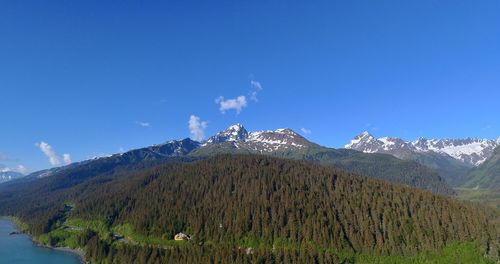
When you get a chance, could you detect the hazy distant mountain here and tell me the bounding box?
[346,131,499,166]
[0,170,24,183]
[345,131,499,186]
[21,138,200,181]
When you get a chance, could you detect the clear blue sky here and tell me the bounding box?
[1,1,499,172]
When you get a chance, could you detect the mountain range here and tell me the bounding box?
[5,125,499,193]
[7,124,454,196]
[345,131,500,187]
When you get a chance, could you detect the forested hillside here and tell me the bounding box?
[465,146,500,189]
[0,155,497,263]
[193,145,455,195]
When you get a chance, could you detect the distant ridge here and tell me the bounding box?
[345,131,499,186]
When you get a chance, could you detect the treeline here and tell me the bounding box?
[0,155,498,263]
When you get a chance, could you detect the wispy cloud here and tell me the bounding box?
[482,125,492,131]
[0,152,7,161]
[35,142,72,166]
[301,128,312,134]
[250,80,263,102]
[135,121,151,127]
[36,141,60,166]
[15,165,28,174]
[63,154,72,165]
[0,164,28,175]
[189,115,208,141]
[215,96,247,114]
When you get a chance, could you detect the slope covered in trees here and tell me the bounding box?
[0,155,497,263]
[193,145,455,195]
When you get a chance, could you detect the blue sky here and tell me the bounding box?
[1,1,499,172]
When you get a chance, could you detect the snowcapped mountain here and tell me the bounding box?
[465,145,500,189]
[203,124,313,153]
[205,124,249,144]
[345,132,499,166]
[16,124,456,195]
[0,169,24,183]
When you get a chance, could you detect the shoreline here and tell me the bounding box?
[1,216,87,264]
[50,246,87,264]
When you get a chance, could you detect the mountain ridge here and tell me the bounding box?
[346,131,499,166]
[465,145,500,189]
[4,124,453,196]
[345,131,499,186]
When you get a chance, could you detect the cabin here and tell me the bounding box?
[174,232,190,241]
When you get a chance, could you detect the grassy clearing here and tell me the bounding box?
[66,218,110,240]
[38,228,80,248]
[112,224,189,248]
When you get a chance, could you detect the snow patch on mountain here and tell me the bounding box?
[205,124,309,152]
[345,132,499,166]
[206,123,249,144]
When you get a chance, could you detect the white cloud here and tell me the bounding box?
[251,80,263,91]
[63,154,72,165]
[250,80,263,102]
[0,164,28,175]
[0,152,7,161]
[15,165,28,174]
[36,141,60,166]
[136,121,151,127]
[215,96,247,114]
[301,128,312,134]
[189,115,208,141]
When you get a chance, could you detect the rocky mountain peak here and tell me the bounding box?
[346,132,500,166]
[206,123,249,144]
[344,131,379,152]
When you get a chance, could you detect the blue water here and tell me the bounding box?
[0,219,81,264]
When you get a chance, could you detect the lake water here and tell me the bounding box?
[0,219,81,264]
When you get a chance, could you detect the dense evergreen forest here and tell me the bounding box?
[192,141,455,196]
[0,155,498,263]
